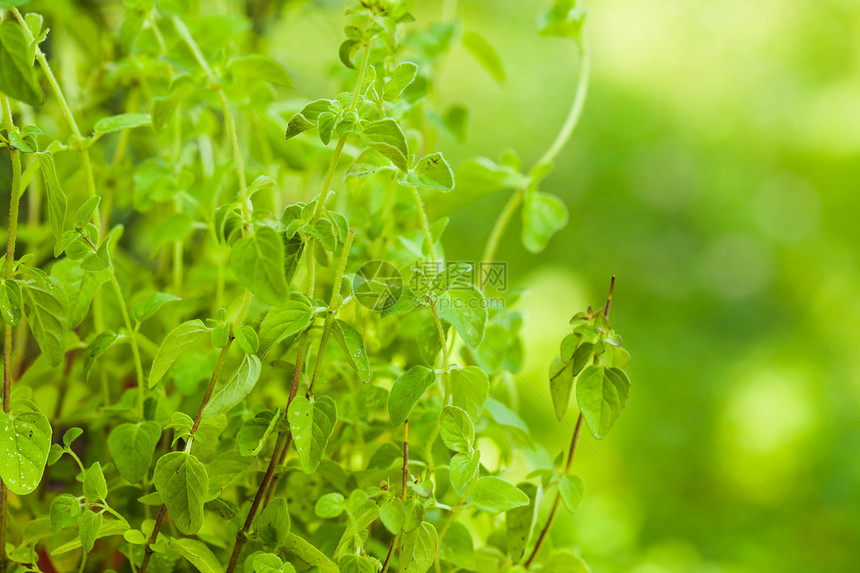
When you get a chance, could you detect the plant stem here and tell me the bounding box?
[533,43,592,169]
[481,42,591,267]
[309,41,368,222]
[381,534,400,573]
[173,16,250,235]
[523,414,584,568]
[307,231,355,395]
[401,419,409,502]
[604,275,615,319]
[215,87,250,229]
[424,300,449,470]
[310,134,348,221]
[0,93,22,573]
[12,9,100,211]
[481,187,524,268]
[409,186,436,261]
[139,505,167,573]
[225,331,309,573]
[139,291,251,573]
[107,271,146,419]
[436,478,475,550]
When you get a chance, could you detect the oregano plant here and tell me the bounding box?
[0,0,631,572]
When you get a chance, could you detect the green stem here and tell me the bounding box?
[11,9,99,204]
[215,87,250,230]
[107,271,146,418]
[481,187,524,267]
[424,300,449,470]
[307,230,355,395]
[225,332,310,573]
[310,134,348,220]
[409,186,436,261]
[140,290,251,573]
[524,413,584,568]
[172,16,250,235]
[349,44,371,113]
[481,42,591,267]
[310,42,369,222]
[533,43,591,169]
[0,93,22,573]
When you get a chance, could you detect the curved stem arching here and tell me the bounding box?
[481,42,591,267]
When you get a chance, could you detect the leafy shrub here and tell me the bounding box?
[0,1,630,572]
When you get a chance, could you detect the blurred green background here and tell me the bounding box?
[278,0,860,570]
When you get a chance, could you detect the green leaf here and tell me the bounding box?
[462,31,505,83]
[22,277,68,366]
[0,20,44,105]
[131,292,181,323]
[304,218,336,251]
[236,409,279,456]
[538,0,587,41]
[380,497,405,533]
[35,152,68,257]
[80,235,112,272]
[201,354,263,418]
[50,519,128,555]
[541,550,591,573]
[153,451,209,535]
[257,497,291,548]
[450,366,489,419]
[575,365,631,440]
[388,365,436,426]
[506,482,540,562]
[149,319,208,388]
[79,510,102,553]
[361,119,408,172]
[338,555,377,573]
[449,450,480,491]
[288,395,337,473]
[82,330,117,380]
[558,475,585,514]
[416,316,449,365]
[0,408,51,495]
[257,294,314,357]
[382,61,418,102]
[314,492,345,518]
[283,534,338,573]
[522,191,568,253]
[249,553,290,573]
[406,153,455,191]
[107,422,161,483]
[439,406,474,453]
[62,427,83,448]
[228,54,293,87]
[75,197,100,229]
[431,262,472,295]
[330,319,370,383]
[235,324,260,354]
[285,99,334,140]
[166,537,224,573]
[400,522,438,573]
[49,494,81,532]
[83,462,107,502]
[470,476,529,513]
[50,258,107,329]
[93,113,151,134]
[230,226,290,306]
[437,286,488,348]
[0,279,23,326]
